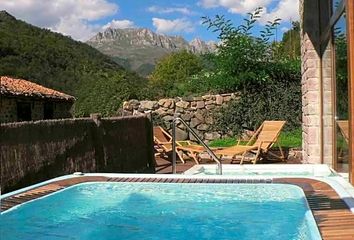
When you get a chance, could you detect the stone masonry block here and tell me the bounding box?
[307,127,319,144]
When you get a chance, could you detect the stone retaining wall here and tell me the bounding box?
[122,93,239,141]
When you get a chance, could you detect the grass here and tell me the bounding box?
[209,128,302,149]
[278,128,302,148]
[208,138,239,148]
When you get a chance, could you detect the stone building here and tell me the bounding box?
[300,0,353,183]
[0,76,75,123]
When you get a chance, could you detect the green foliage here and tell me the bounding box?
[200,9,282,90]
[209,138,238,148]
[149,50,203,97]
[278,128,302,148]
[196,8,301,135]
[0,11,146,117]
[213,71,301,136]
[273,21,301,60]
[73,71,147,116]
[334,26,348,119]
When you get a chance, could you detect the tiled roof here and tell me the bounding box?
[0,76,75,101]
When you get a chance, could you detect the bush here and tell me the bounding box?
[213,74,301,136]
[196,8,302,135]
[149,50,203,97]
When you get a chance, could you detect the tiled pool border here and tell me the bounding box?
[2,174,354,239]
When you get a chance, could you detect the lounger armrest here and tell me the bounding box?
[176,141,193,146]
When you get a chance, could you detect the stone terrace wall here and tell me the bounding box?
[122,93,239,141]
[0,115,155,192]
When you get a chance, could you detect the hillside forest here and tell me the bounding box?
[0,8,301,136]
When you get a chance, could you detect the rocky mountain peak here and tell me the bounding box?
[87,27,217,76]
[88,28,215,53]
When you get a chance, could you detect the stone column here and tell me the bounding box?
[300,0,333,164]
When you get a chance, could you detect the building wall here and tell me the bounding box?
[53,102,73,119]
[0,96,73,123]
[0,115,155,193]
[32,100,44,120]
[300,0,333,164]
[322,46,334,165]
[0,97,17,122]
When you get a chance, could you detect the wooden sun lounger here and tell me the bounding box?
[177,120,286,164]
[153,126,193,164]
[337,120,349,144]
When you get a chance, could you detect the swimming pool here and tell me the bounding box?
[184,164,335,177]
[1,182,321,240]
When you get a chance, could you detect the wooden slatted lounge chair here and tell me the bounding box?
[337,120,349,161]
[153,126,193,164]
[337,120,349,144]
[177,121,286,164]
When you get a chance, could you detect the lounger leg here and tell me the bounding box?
[252,148,262,164]
[191,152,200,164]
[278,143,285,160]
[176,150,185,164]
[240,152,247,165]
[267,144,285,161]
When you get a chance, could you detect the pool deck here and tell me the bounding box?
[1,176,354,239]
[155,155,302,174]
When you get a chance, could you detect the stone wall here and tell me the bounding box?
[122,93,239,141]
[0,96,73,123]
[0,97,16,122]
[1,115,155,193]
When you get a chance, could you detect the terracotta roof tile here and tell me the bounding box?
[0,76,75,101]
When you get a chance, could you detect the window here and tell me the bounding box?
[16,102,32,121]
[326,0,354,182]
[44,102,54,119]
[334,13,349,173]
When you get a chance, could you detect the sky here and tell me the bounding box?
[0,0,300,42]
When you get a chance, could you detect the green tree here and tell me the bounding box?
[199,8,301,133]
[274,21,301,60]
[149,50,203,97]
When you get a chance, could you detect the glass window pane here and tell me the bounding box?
[334,12,349,173]
[332,0,343,13]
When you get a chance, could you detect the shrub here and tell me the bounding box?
[196,8,302,135]
[149,50,203,97]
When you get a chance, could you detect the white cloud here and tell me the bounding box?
[281,27,289,32]
[198,0,272,14]
[0,0,118,41]
[198,0,219,8]
[260,0,300,24]
[198,0,300,24]
[147,6,193,15]
[152,18,194,34]
[102,19,135,30]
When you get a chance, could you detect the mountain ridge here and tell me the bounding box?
[87,27,217,76]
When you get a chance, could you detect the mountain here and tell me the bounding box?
[0,11,147,117]
[87,28,216,76]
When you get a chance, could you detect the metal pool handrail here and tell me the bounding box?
[172,117,222,175]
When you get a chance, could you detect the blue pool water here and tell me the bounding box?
[1,183,321,240]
